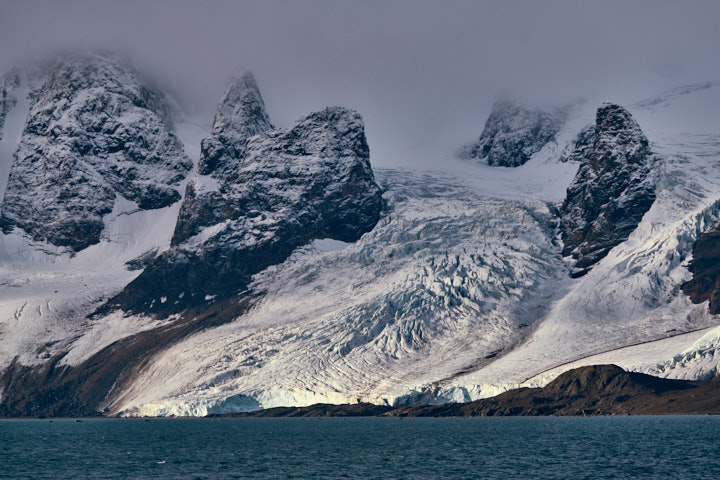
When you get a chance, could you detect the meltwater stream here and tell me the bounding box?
[1,417,719,479]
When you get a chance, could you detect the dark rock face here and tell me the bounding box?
[682,222,720,314]
[0,53,192,251]
[109,73,384,315]
[559,124,594,163]
[458,100,567,167]
[559,103,656,276]
[219,403,395,418]
[0,72,19,139]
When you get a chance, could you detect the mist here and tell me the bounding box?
[1,0,719,168]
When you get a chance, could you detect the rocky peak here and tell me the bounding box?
[559,103,656,276]
[0,53,192,251]
[591,103,650,169]
[108,76,384,316]
[458,100,568,167]
[197,72,273,176]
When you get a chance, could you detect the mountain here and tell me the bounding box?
[107,73,383,315]
[457,100,568,167]
[559,103,657,276]
[0,52,719,417]
[0,53,192,251]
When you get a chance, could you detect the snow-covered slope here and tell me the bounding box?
[1,52,719,416]
[107,82,720,416]
[447,81,720,397]
[107,167,572,416]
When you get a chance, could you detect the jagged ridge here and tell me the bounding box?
[107,73,384,315]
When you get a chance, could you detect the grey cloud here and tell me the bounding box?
[1,0,718,168]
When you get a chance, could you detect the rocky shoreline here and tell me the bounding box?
[212,365,720,418]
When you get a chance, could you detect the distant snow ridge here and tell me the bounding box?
[458,100,568,167]
[0,53,192,251]
[559,103,657,276]
[109,72,384,315]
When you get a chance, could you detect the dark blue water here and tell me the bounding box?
[1,416,719,479]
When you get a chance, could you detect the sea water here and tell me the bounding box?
[1,416,718,479]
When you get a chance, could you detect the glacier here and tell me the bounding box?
[1,60,720,416]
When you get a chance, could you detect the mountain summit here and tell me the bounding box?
[0,53,192,251]
[559,102,657,276]
[458,100,568,167]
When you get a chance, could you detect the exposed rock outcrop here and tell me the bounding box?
[0,53,192,251]
[108,73,384,315]
[559,103,657,276]
[682,222,720,314]
[215,403,395,418]
[558,124,594,163]
[458,100,568,167]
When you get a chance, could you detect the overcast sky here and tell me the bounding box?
[1,0,719,168]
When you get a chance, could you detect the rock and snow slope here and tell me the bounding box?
[0,53,192,251]
[446,81,720,398]
[0,52,719,416]
[110,83,720,416]
[108,73,383,315]
[0,55,207,408]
